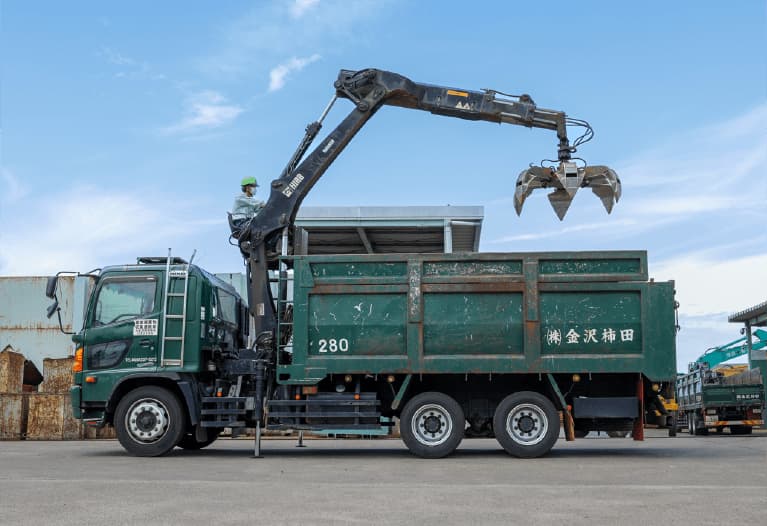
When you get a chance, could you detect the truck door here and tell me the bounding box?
[80,272,162,402]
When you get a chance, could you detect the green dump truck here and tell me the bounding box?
[47,69,672,458]
[48,250,677,458]
[677,364,764,435]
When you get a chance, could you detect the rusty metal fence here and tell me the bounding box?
[1,346,115,440]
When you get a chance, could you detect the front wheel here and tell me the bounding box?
[114,386,186,457]
[400,392,465,459]
[493,391,559,458]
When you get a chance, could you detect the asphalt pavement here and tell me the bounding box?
[1,430,765,525]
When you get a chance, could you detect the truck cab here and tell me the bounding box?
[50,257,248,455]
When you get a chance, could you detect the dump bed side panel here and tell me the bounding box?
[279,251,676,383]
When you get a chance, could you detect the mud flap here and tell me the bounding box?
[546,373,575,441]
[633,374,645,441]
[563,409,575,442]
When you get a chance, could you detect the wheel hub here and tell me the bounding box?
[423,415,442,434]
[517,415,535,433]
[506,403,549,446]
[126,399,169,444]
[136,410,158,432]
[412,404,453,447]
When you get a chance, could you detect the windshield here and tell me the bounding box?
[216,288,238,325]
[93,277,157,326]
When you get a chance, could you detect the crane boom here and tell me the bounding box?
[235,68,620,340]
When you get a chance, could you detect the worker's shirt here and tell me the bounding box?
[231,193,265,221]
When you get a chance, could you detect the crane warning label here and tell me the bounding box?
[282,173,305,197]
[133,319,158,336]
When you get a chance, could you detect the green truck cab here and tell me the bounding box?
[50,257,247,453]
[50,250,677,458]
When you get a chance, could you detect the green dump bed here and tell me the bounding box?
[677,376,764,410]
[277,251,676,384]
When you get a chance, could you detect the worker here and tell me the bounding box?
[231,176,265,226]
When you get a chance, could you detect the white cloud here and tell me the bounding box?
[652,252,767,317]
[1,168,28,204]
[199,1,388,78]
[268,54,321,92]
[488,218,640,244]
[490,103,767,246]
[290,0,320,18]
[99,46,166,81]
[617,102,767,191]
[163,91,244,135]
[101,47,136,66]
[0,185,223,276]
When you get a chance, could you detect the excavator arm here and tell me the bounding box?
[695,329,767,369]
[236,67,620,337]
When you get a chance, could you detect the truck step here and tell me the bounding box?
[201,408,247,415]
[267,423,387,431]
[267,411,381,418]
[200,421,246,428]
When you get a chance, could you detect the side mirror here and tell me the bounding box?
[45,276,58,299]
[46,299,59,319]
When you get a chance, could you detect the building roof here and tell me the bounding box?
[294,206,483,255]
[728,300,767,326]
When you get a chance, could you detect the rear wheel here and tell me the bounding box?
[668,416,677,437]
[493,391,559,458]
[400,392,465,459]
[607,430,630,438]
[114,386,186,457]
[691,415,708,436]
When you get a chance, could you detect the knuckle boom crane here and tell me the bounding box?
[51,69,664,460]
[52,69,662,459]
[236,67,621,337]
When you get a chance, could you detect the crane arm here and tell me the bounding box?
[696,329,767,368]
[236,68,620,337]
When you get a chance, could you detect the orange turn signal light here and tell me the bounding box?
[85,376,97,384]
[72,348,83,373]
[354,394,360,400]
[294,394,302,400]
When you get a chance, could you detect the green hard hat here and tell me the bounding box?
[241,176,258,187]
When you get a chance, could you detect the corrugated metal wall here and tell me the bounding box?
[0,276,90,370]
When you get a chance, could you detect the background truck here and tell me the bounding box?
[47,68,677,458]
[677,363,764,435]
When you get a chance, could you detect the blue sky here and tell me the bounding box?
[1,1,765,368]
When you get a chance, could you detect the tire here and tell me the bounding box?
[692,416,708,436]
[607,430,630,438]
[668,416,677,437]
[493,391,559,458]
[574,429,588,439]
[177,429,220,450]
[400,392,465,459]
[114,386,186,457]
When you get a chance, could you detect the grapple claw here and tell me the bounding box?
[514,166,553,216]
[583,165,621,214]
[514,162,621,220]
